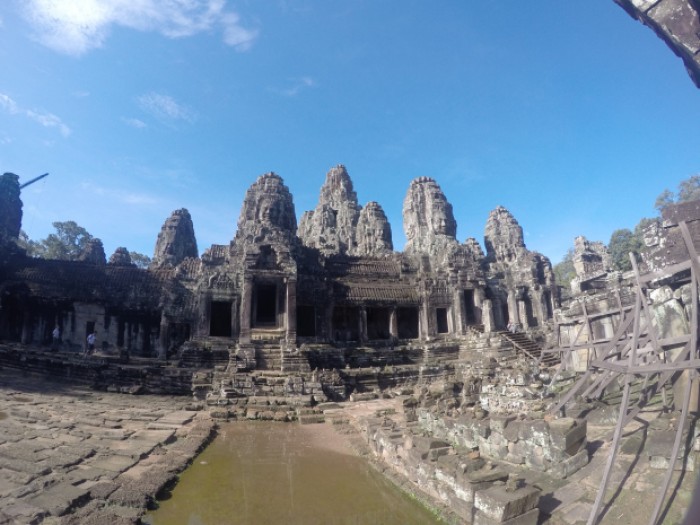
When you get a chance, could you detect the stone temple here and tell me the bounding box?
[0,166,556,366]
[2,167,700,524]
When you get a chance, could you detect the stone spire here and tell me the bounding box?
[402,177,457,254]
[234,173,297,246]
[484,206,526,263]
[152,209,198,268]
[78,238,106,265]
[108,247,134,266]
[0,173,22,245]
[354,201,393,256]
[298,165,361,255]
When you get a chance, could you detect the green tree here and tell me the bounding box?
[608,228,643,272]
[129,251,151,269]
[16,230,42,256]
[655,174,700,214]
[31,221,95,261]
[553,248,576,292]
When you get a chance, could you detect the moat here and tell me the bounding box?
[145,421,442,525]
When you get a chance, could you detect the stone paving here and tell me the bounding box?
[0,369,214,525]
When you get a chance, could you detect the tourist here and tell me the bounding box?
[85,332,96,357]
[51,326,60,351]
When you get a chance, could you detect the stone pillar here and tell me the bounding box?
[453,289,465,335]
[518,300,528,329]
[474,288,485,325]
[507,289,520,326]
[420,302,431,340]
[21,310,31,345]
[389,307,398,340]
[240,276,253,344]
[482,299,494,333]
[286,278,297,344]
[157,315,168,360]
[359,306,368,343]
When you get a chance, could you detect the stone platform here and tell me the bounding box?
[0,368,214,525]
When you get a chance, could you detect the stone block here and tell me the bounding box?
[490,415,515,433]
[549,448,588,479]
[550,420,587,456]
[474,484,540,522]
[29,482,91,516]
[503,420,522,442]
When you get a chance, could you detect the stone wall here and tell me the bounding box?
[418,410,588,479]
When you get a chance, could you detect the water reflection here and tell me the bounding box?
[146,421,442,525]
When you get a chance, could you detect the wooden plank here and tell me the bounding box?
[648,370,694,525]
[587,377,633,525]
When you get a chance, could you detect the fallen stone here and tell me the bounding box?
[474,484,541,521]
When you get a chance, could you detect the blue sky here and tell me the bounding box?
[1,1,699,264]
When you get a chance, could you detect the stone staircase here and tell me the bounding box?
[496,330,560,367]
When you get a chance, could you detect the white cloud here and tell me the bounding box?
[26,109,72,137]
[0,92,71,137]
[137,92,196,122]
[122,116,148,128]
[80,181,158,205]
[0,93,19,114]
[271,76,316,97]
[22,0,259,56]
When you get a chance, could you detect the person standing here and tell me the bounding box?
[51,325,61,351]
[85,331,96,356]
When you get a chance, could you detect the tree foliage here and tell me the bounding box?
[655,174,700,214]
[553,248,576,291]
[26,221,95,261]
[608,228,643,272]
[129,251,151,269]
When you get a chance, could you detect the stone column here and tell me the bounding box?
[240,276,253,344]
[474,288,485,325]
[518,300,528,329]
[389,307,398,340]
[359,306,368,343]
[453,289,465,335]
[21,310,31,345]
[286,278,297,344]
[507,289,520,326]
[420,302,431,340]
[157,315,168,360]
[482,299,494,333]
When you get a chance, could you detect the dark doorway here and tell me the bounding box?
[332,306,360,341]
[464,289,477,325]
[85,321,95,339]
[500,301,509,329]
[397,307,419,339]
[523,296,536,328]
[297,305,316,337]
[543,290,553,319]
[367,308,390,340]
[254,283,277,326]
[210,301,232,337]
[436,308,449,334]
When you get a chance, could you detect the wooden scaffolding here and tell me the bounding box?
[547,220,700,525]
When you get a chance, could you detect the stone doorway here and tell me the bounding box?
[397,307,419,339]
[464,289,477,325]
[253,283,278,327]
[296,305,316,337]
[210,301,232,337]
[332,306,360,342]
[367,307,391,340]
[436,308,449,334]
